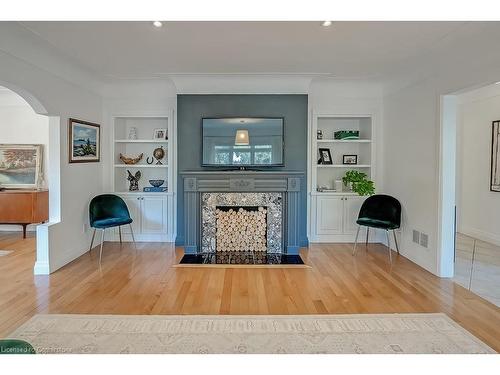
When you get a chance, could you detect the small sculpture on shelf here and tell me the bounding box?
[127,170,141,191]
[128,127,138,140]
[119,153,143,165]
[153,146,165,165]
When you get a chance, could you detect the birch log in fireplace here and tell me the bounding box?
[181,171,303,255]
[216,206,267,252]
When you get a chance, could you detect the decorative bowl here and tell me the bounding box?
[149,179,165,187]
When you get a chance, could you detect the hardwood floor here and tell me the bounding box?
[1,232,499,352]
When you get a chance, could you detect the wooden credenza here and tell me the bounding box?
[0,189,49,238]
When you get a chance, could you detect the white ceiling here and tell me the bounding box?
[19,21,472,80]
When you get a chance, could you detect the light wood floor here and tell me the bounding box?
[1,232,499,352]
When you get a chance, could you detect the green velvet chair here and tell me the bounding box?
[352,194,401,262]
[89,194,135,265]
[0,339,36,354]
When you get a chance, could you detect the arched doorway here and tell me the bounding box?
[0,83,61,275]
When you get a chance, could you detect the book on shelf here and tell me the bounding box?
[143,187,168,192]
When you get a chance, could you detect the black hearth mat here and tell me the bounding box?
[179,252,304,265]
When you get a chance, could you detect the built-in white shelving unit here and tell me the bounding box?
[109,114,175,242]
[309,113,377,242]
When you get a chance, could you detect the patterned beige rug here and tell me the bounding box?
[7,313,495,354]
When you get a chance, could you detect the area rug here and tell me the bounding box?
[7,313,495,354]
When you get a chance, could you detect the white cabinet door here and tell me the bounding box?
[316,196,344,235]
[343,196,365,234]
[141,196,168,234]
[121,196,141,234]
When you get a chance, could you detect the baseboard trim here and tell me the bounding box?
[459,227,500,247]
[33,261,50,275]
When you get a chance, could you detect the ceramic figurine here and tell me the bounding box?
[127,170,141,191]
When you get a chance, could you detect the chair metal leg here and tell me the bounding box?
[129,224,137,250]
[118,226,122,244]
[89,228,96,253]
[386,230,392,263]
[393,230,400,254]
[352,225,361,256]
[99,228,105,265]
[365,227,370,247]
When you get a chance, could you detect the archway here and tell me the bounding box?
[0,82,61,275]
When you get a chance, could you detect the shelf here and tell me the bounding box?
[112,191,171,196]
[114,164,168,168]
[312,191,359,196]
[317,164,371,168]
[115,139,168,143]
[316,139,371,143]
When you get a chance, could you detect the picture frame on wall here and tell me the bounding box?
[491,120,500,192]
[69,118,100,163]
[343,154,358,165]
[0,144,44,189]
[153,128,168,140]
[318,148,333,165]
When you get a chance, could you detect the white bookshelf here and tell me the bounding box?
[108,113,176,243]
[312,114,374,192]
[309,113,377,243]
[112,116,172,194]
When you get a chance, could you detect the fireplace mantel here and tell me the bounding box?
[181,170,303,255]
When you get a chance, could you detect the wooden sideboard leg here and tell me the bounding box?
[22,224,27,239]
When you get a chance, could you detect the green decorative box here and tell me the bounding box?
[334,130,359,140]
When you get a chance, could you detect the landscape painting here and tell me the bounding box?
[491,121,500,192]
[69,118,100,163]
[0,144,42,189]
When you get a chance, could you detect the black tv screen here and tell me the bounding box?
[202,117,284,167]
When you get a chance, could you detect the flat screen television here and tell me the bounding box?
[202,117,284,167]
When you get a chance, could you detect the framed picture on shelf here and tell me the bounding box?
[69,118,100,163]
[0,144,44,189]
[153,128,168,140]
[491,120,500,192]
[318,148,333,165]
[316,130,323,140]
[343,154,358,165]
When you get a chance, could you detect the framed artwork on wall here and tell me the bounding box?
[69,118,100,163]
[0,144,43,189]
[491,120,500,192]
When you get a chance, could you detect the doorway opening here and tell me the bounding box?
[439,82,500,306]
[0,84,60,275]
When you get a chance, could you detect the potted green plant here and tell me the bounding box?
[342,170,375,196]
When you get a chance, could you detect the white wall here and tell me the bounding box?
[0,88,50,232]
[457,84,500,245]
[0,22,103,274]
[382,22,500,276]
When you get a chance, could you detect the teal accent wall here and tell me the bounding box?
[176,94,308,247]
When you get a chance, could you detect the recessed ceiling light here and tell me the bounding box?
[322,21,332,27]
[495,81,500,85]
[153,21,162,28]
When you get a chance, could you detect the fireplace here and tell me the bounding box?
[180,171,303,255]
[215,206,267,252]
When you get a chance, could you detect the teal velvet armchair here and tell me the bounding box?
[352,194,401,262]
[89,194,135,264]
